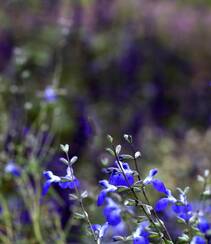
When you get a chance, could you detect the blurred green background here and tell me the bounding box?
[0,0,211,195]
[0,0,211,242]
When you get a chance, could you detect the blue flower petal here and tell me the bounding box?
[97,190,107,206]
[155,198,170,212]
[133,236,148,244]
[42,181,52,196]
[104,209,121,226]
[198,218,210,233]
[109,172,134,187]
[152,179,168,194]
[191,236,206,244]
[5,162,21,177]
[59,178,79,189]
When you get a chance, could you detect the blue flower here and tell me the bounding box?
[198,217,210,233]
[143,169,168,194]
[155,189,176,212]
[42,171,61,196]
[59,166,79,189]
[172,203,192,221]
[92,222,109,240]
[155,189,193,222]
[109,161,134,187]
[44,86,57,102]
[59,179,79,189]
[5,161,21,177]
[133,221,149,244]
[97,180,117,206]
[42,166,79,196]
[103,198,122,226]
[171,191,192,221]
[190,236,206,244]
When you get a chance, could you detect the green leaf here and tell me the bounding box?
[176,217,186,224]
[60,157,69,165]
[149,232,161,239]
[81,190,88,199]
[74,212,85,220]
[106,148,115,156]
[69,194,78,200]
[119,154,134,160]
[177,234,190,243]
[112,236,125,242]
[107,134,113,143]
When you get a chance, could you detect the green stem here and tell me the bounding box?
[129,143,172,242]
[65,152,98,243]
[111,144,164,239]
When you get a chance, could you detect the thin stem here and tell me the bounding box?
[129,143,141,181]
[200,176,208,211]
[111,144,163,238]
[129,143,172,242]
[65,152,97,243]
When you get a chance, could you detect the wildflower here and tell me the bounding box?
[5,161,21,177]
[198,217,210,234]
[42,166,79,196]
[97,180,117,206]
[155,189,176,212]
[103,198,122,226]
[133,221,149,244]
[172,203,192,221]
[143,169,168,194]
[155,189,193,221]
[59,166,79,189]
[109,161,134,187]
[42,171,61,196]
[92,222,109,241]
[44,86,57,102]
[172,191,192,221]
[190,236,206,244]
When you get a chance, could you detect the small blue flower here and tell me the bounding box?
[143,169,168,194]
[172,203,192,221]
[191,236,206,244]
[42,171,61,196]
[92,222,109,240]
[155,189,193,222]
[155,189,176,212]
[155,197,170,212]
[44,86,57,102]
[5,161,21,177]
[198,217,210,233]
[133,221,149,244]
[42,166,79,196]
[171,191,192,221]
[59,166,79,189]
[103,198,122,226]
[97,180,117,206]
[109,161,134,187]
[59,179,79,189]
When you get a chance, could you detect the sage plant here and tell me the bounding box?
[43,135,211,244]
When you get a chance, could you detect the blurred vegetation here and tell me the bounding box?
[0,0,210,242]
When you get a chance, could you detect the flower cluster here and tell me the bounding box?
[40,136,211,244]
[91,135,211,244]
